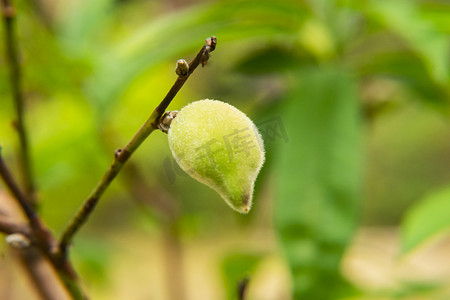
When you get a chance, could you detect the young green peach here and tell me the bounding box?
[167,99,265,213]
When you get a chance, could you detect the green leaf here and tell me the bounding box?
[274,68,362,299]
[420,2,450,35]
[57,0,115,57]
[352,46,449,106]
[401,187,450,254]
[367,0,450,85]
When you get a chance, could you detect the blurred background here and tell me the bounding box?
[1,0,450,299]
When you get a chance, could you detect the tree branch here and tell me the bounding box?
[0,146,85,299]
[0,214,29,235]
[16,247,73,300]
[0,146,39,225]
[0,211,68,300]
[1,0,37,208]
[1,2,87,298]
[59,36,217,255]
[0,147,52,252]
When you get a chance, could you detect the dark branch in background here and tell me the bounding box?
[0,209,67,300]
[0,146,55,257]
[59,36,217,256]
[1,0,37,208]
[1,2,87,298]
[237,276,250,300]
[17,247,72,300]
[0,146,38,226]
[0,146,85,299]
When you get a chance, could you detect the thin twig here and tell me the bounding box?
[1,0,37,208]
[59,36,217,255]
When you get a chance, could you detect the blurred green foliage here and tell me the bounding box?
[1,0,450,299]
[274,68,362,299]
[221,252,262,300]
[401,187,450,254]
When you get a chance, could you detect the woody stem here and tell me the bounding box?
[59,36,217,255]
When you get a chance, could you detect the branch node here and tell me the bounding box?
[158,111,179,134]
[206,36,217,52]
[6,232,31,249]
[202,36,217,66]
[114,148,122,159]
[175,59,189,77]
